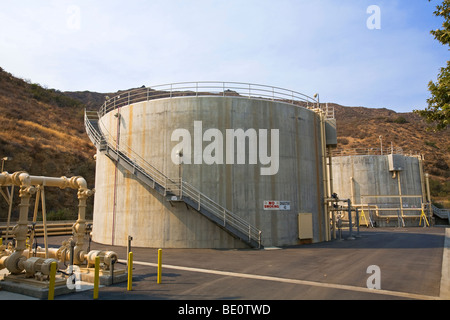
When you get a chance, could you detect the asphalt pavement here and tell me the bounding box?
[1,227,448,302]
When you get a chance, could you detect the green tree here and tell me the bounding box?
[414,0,450,131]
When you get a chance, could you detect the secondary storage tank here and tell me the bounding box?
[86,82,336,248]
[331,152,430,227]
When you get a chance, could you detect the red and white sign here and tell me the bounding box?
[263,201,290,211]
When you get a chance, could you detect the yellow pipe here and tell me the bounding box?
[127,251,133,291]
[420,210,430,227]
[47,261,57,300]
[353,203,425,220]
[0,171,94,269]
[94,256,100,299]
[41,186,49,258]
[319,111,330,241]
[5,185,14,243]
[157,249,162,284]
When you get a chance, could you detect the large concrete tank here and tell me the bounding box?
[331,153,430,227]
[86,82,336,248]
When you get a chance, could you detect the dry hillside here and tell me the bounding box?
[332,103,449,178]
[0,67,97,220]
[332,103,450,206]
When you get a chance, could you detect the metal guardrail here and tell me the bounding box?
[85,111,177,194]
[329,147,426,158]
[181,181,261,244]
[432,204,450,220]
[97,81,331,119]
[85,111,262,247]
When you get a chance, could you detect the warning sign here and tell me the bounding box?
[263,201,290,211]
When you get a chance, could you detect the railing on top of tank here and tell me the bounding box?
[98,81,328,118]
[329,147,423,158]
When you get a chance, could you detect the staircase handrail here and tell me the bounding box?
[431,203,450,220]
[85,110,262,247]
[181,181,262,244]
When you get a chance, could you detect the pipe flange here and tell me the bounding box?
[11,171,27,186]
[103,251,118,267]
[41,258,59,275]
[5,251,26,274]
[68,176,83,189]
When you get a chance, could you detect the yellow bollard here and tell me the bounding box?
[127,251,133,291]
[157,248,162,284]
[48,261,57,300]
[93,256,100,299]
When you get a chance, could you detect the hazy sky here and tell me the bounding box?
[0,0,448,112]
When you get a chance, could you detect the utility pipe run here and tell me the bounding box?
[0,171,94,274]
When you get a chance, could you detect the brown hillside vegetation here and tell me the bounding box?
[0,67,97,220]
[0,67,448,223]
[331,103,450,206]
[332,103,449,178]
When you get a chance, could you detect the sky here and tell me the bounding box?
[0,0,448,113]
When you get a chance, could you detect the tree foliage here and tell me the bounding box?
[414,0,450,131]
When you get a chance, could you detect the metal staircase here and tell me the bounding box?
[84,110,262,248]
[431,204,450,222]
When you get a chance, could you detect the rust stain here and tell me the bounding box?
[127,105,134,149]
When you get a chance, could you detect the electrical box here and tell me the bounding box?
[298,213,313,239]
[388,154,405,172]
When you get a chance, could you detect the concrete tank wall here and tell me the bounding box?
[331,154,426,226]
[92,96,329,248]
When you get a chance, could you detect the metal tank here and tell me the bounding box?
[85,82,337,248]
[330,151,431,227]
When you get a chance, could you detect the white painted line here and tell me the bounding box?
[119,259,441,300]
[440,228,450,299]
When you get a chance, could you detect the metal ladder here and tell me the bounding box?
[84,110,262,248]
